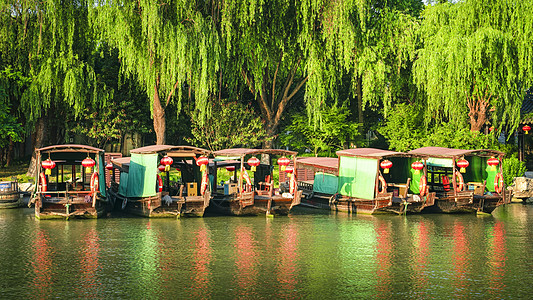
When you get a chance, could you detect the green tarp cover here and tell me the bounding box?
[98,153,106,196]
[338,156,377,200]
[118,172,129,196]
[126,153,158,197]
[313,172,338,194]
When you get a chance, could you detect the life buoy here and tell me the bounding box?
[200,171,208,195]
[419,175,428,197]
[242,167,252,190]
[289,174,297,194]
[455,171,464,192]
[90,172,99,195]
[494,172,504,194]
[442,175,451,192]
[39,172,47,192]
[378,175,387,194]
[156,174,163,193]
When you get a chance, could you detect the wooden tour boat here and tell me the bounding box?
[408,147,511,214]
[210,148,302,216]
[0,180,21,209]
[297,148,436,215]
[30,144,109,219]
[108,145,211,217]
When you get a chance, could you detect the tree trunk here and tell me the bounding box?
[153,83,166,145]
[6,139,14,167]
[467,92,490,132]
[356,75,363,125]
[27,117,47,177]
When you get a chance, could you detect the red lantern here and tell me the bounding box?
[285,166,294,178]
[456,158,469,173]
[278,156,291,172]
[158,164,165,172]
[106,162,113,176]
[196,156,209,172]
[160,156,173,172]
[82,157,96,173]
[226,166,235,172]
[523,125,531,134]
[380,160,393,174]
[411,161,424,174]
[247,157,260,172]
[487,157,500,171]
[41,159,56,175]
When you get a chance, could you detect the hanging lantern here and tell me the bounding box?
[523,125,531,134]
[196,156,209,172]
[226,165,235,172]
[106,162,113,176]
[160,156,173,172]
[411,161,424,175]
[285,166,294,178]
[278,156,291,172]
[41,159,56,176]
[158,164,165,172]
[487,157,500,171]
[456,158,469,173]
[489,126,494,132]
[380,160,393,174]
[82,157,96,173]
[247,157,261,172]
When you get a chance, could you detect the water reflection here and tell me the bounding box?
[414,221,430,293]
[452,221,470,297]
[374,220,392,299]
[30,230,52,299]
[489,221,507,297]
[277,222,299,297]
[76,229,100,298]
[234,225,257,298]
[190,226,212,299]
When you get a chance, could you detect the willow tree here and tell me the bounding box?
[91,1,220,145]
[413,0,533,133]
[303,0,422,128]
[0,1,108,174]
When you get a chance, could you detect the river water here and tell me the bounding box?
[1,204,532,299]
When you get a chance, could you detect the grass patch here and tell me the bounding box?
[0,161,33,183]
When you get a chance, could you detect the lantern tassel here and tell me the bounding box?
[460,167,466,173]
[281,165,286,172]
[86,167,91,174]
[526,130,530,135]
[251,166,256,172]
[491,166,496,171]
[414,170,420,175]
[384,168,389,174]
[200,165,206,172]
[45,169,51,176]
[165,165,170,172]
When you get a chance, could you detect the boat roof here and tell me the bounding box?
[408,147,504,158]
[36,144,104,154]
[297,157,338,175]
[336,148,407,159]
[130,145,211,156]
[213,148,297,157]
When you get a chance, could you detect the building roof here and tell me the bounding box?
[213,148,297,157]
[336,148,406,159]
[130,145,210,156]
[296,157,338,175]
[37,144,104,153]
[408,147,504,158]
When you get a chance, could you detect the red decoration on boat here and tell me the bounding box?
[196,156,209,172]
[247,157,260,172]
[284,166,294,178]
[487,157,500,171]
[456,158,469,173]
[82,157,96,173]
[158,164,165,172]
[523,125,531,134]
[380,160,393,174]
[161,156,173,172]
[41,159,56,175]
[411,161,424,174]
[226,166,235,172]
[106,162,113,176]
[278,156,291,171]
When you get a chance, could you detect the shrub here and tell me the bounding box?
[502,155,526,186]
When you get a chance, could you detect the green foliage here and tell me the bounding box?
[187,99,269,151]
[502,155,526,186]
[414,0,533,133]
[280,103,361,156]
[0,85,24,148]
[380,102,497,151]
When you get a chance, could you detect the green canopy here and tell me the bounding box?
[124,153,158,197]
[338,156,377,200]
[313,172,338,194]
